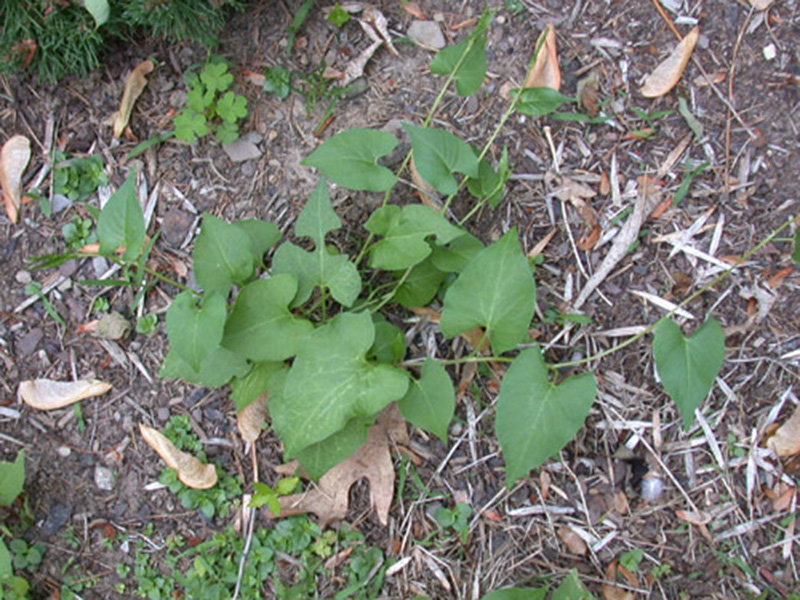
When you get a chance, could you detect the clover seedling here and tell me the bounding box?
[175,61,248,144]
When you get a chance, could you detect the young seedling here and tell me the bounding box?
[174,61,248,145]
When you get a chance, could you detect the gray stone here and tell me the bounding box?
[223,138,262,163]
[407,20,446,50]
[17,328,43,357]
[50,194,73,215]
[40,504,72,537]
[94,465,115,491]
[92,256,109,278]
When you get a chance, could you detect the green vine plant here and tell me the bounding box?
[36,11,799,492]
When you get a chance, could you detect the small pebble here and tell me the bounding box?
[407,20,446,49]
[56,446,72,457]
[223,138,262,163]
[640,472,665,502]
[40,504,72,537]
[15,270,31,284]
[94,465,116,491]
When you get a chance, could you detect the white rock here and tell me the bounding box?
[407,20,446,50]
[94,465,115,491]
[223,138,262,163]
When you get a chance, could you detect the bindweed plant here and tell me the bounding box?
[37,11,799,490]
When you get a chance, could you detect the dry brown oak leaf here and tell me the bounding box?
[266,403,408,528]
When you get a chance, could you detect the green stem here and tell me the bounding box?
[355,33,482,268]
[551,215,797,370]
[370,266,413,313]
[105,256,199,295]
[402,355,513,368]
[441,31,549,219]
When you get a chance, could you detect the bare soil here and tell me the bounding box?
[1,1,799,598]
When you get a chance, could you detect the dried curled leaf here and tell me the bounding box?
[1,135,32,224]
[767,405,800,457]
[18,379,112,410]
[139,424,217,489]
[238,394,268,444]
[641,27,700,98]
[749,0,775,9]
[524,24,561,91]
[409,157,442,210]
[267,404,408,527]
[113,60,154,138]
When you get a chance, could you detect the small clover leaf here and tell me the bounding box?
[174,110,208,144]
[215,121,239,145]
[216,91,248,123]
[200,62,233,94]
[186,85,210,113]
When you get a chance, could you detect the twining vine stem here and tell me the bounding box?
[401,215,797,372]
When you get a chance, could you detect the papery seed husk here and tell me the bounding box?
[19,379,112,410]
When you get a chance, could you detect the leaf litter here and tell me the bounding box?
[266,404,408,527]
[139,424,218,489]
[18,378,112,410]
[640,26,700,98]
[0,134,31,224]
[112,59,154,138]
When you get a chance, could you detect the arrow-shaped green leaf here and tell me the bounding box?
[365,204,464,270]
[97,170,145,260]
[399,359,454,442]
[302,129,398,192]
[165,291,227,371]
[194,214,255,296]
[653,317,725,429]
[272,181,361,306]
[270,311,408,457]
[222,274,314,361]
[496,346,596,486]
[441,229,535,354]
[404,124,479,195]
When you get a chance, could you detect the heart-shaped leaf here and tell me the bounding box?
[159,346,250,388]
[365,204,464,270]
[233,218,280,263]
[441,229,535,355]
[430,37,487,97]
[653,317,725,429]
[222,274,314,361]
[193,214,255,295]
[403,124,479,195]
[399,358,454,442]
[302,129,398,192]
[394,256,447,308]
[231,361,285,413]
[166,291,227,371]
[270,311,409,457]
[513,87,575,117]
[97,170,145,260]
[0,451,25,507]
[496,346,596,486]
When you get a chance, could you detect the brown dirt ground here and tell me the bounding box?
[1,0,799,598]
